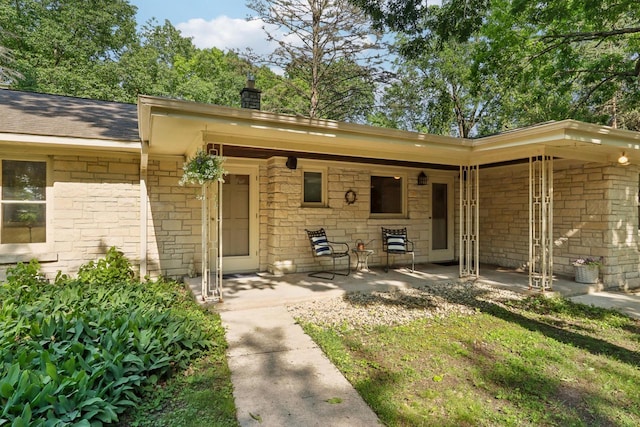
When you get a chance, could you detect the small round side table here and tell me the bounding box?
[352,248,374,271]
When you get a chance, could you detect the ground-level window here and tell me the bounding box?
[370,175,404,215]
[302,169,326,206]
[1,160,47,244]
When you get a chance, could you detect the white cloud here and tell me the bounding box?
[176,16,276,55]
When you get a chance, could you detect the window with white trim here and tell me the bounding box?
[1,160,47,244]
[302,169,326,207]
[370,175,404,216]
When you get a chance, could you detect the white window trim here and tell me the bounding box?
[301,166,328,208]
[369,172,408,219]
[0,156,55,262]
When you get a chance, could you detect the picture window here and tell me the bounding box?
[1,160,47,244]
[370,175,404,215]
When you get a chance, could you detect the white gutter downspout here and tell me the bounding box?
[140,141,149,278]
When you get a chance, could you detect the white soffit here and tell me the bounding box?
[138,96,640,166]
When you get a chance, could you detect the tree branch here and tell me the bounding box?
[540,27,640,43]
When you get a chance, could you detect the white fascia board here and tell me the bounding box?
[563,128,640,149]
[0,132,141,152]
[139,94,467,148]
[475,120,640,150]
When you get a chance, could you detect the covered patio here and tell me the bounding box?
[186,263,596,311]
[138,95,640,301]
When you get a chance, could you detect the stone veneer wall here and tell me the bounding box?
[5,152,636,289]
[0,153,461,281]
[478,164,530,269]
[145,157,201,280]
[41,155,141,278]
[605,163,640,289]
[479,160,640,289]
[554,161,610,281]
[263,157,445,274]
[0,155,204,282]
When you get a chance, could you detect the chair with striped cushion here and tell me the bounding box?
[305,228,351,279]
[381,227,415,272]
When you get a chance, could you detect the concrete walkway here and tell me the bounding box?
[221,306,381,426]
[190,264,640,426]
[569,290,640,319]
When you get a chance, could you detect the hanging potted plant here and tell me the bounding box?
[572,256,603,284]
[178,149,227,186]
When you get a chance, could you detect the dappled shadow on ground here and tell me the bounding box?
[305,280,640,426]
[222,273,347,295]
[343,280,640,367]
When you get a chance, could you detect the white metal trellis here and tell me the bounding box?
[201,181,210,300]
[201,146,223,302]
[529,155,553,291]
[459,165,479,278]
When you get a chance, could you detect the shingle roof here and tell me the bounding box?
[0,89,139,142]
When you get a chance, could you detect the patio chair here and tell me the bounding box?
[381,227,415,272]
[305,228,351,279]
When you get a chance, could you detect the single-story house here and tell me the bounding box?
[2,85,640,299]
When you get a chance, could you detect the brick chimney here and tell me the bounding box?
[240,74,261,110]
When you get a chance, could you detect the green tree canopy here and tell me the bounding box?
[118,19,196,102]
[373,37,502,137]
[1,0,137,100]
[354,0,640,131]
[1,2,288,110]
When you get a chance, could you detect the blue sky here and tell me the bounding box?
[128,1,441,57]
[128,1,273,53]
[130,1,251,25]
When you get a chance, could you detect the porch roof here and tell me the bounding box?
[138,95,640,167]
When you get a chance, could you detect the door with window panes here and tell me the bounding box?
[211,165,259,273]
[429,175,455,262]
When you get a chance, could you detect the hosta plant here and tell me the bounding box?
[0,250,218,426]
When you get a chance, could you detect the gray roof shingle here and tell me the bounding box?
[0,89,139,142]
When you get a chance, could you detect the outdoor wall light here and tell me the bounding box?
[417,171,428,185]
[618,152,629,165]
[286,156,298,169]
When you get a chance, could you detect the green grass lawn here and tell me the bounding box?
[300,294,640,426]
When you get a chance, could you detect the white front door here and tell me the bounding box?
[211,165,259,274]
[429,175,455,262]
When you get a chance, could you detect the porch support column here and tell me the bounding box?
[214,145,223,301]
[529,155,554,291]
[201,182,211,300]
[459,165,479,278]
[214,176,223,301]
[201,144,223,302]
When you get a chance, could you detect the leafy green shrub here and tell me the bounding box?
[77,246,135,285]
[0,251,218,426]
[1,260,49,306]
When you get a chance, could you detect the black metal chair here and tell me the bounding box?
[305,228,351,279]
[381,227,415,272]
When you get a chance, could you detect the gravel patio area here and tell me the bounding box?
[288,280,525,327]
